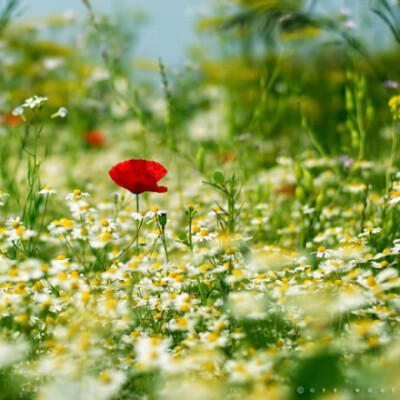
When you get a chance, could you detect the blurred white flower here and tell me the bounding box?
[12,106,23,116]
[51,107,68,119]
[0,341,27,367]
[23,95,48,109]
[135,337,171,370]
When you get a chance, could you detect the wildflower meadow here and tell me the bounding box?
[2,0,400,399]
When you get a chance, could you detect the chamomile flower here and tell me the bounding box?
[359,226,382,238]
[315,246,333,258]
[5,216,22,230]
[135,337,171,370]
[39,185,57,195]
[98,218,117,232]
[48,218,75,236]
[146,207,167,219]
[389,192,400,205]
[131,211,147,221]
[65,189,90,201]
[71,227,91,240]
[208,206,225,216]
[344,183,367,193]
[7,225,35,242]
[192,228,218,243]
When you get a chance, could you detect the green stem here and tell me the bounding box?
[188,216,193,252]
[147,235,159,261]
[301,108,326,158]
[156,219,169,263]
[136,194,140,254]
[110,220,143,265]
[161,227,169,263]
[31,193,49,255]
[387,122,397,192]
[196,275,206,306]
[356,94,366,161]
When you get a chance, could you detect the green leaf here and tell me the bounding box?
[178,232,187,241]
[213,171,225,185]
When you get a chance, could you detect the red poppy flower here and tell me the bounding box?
[1,113,20,127]
[109,159,168,194]
[84,130,105,147]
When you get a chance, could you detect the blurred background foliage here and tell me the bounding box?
[196,0,400,158]
[1,0,400,182]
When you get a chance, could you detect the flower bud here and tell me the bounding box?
[303,168,313,192]
[295,186,306,204]
[158,212,167,229]
[316,190,325,210]
[294,162,302,181]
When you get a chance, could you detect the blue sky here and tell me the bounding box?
[15,0,206,64]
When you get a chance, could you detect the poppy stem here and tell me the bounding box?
[135,194,140,254]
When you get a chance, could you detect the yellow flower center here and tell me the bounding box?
[12,221,20,229]
[200,228,209,237]
[16,227,25,237]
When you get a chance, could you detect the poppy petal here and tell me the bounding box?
[154,185,168,193]
[109,161,138,192]
[146,161,167,181]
